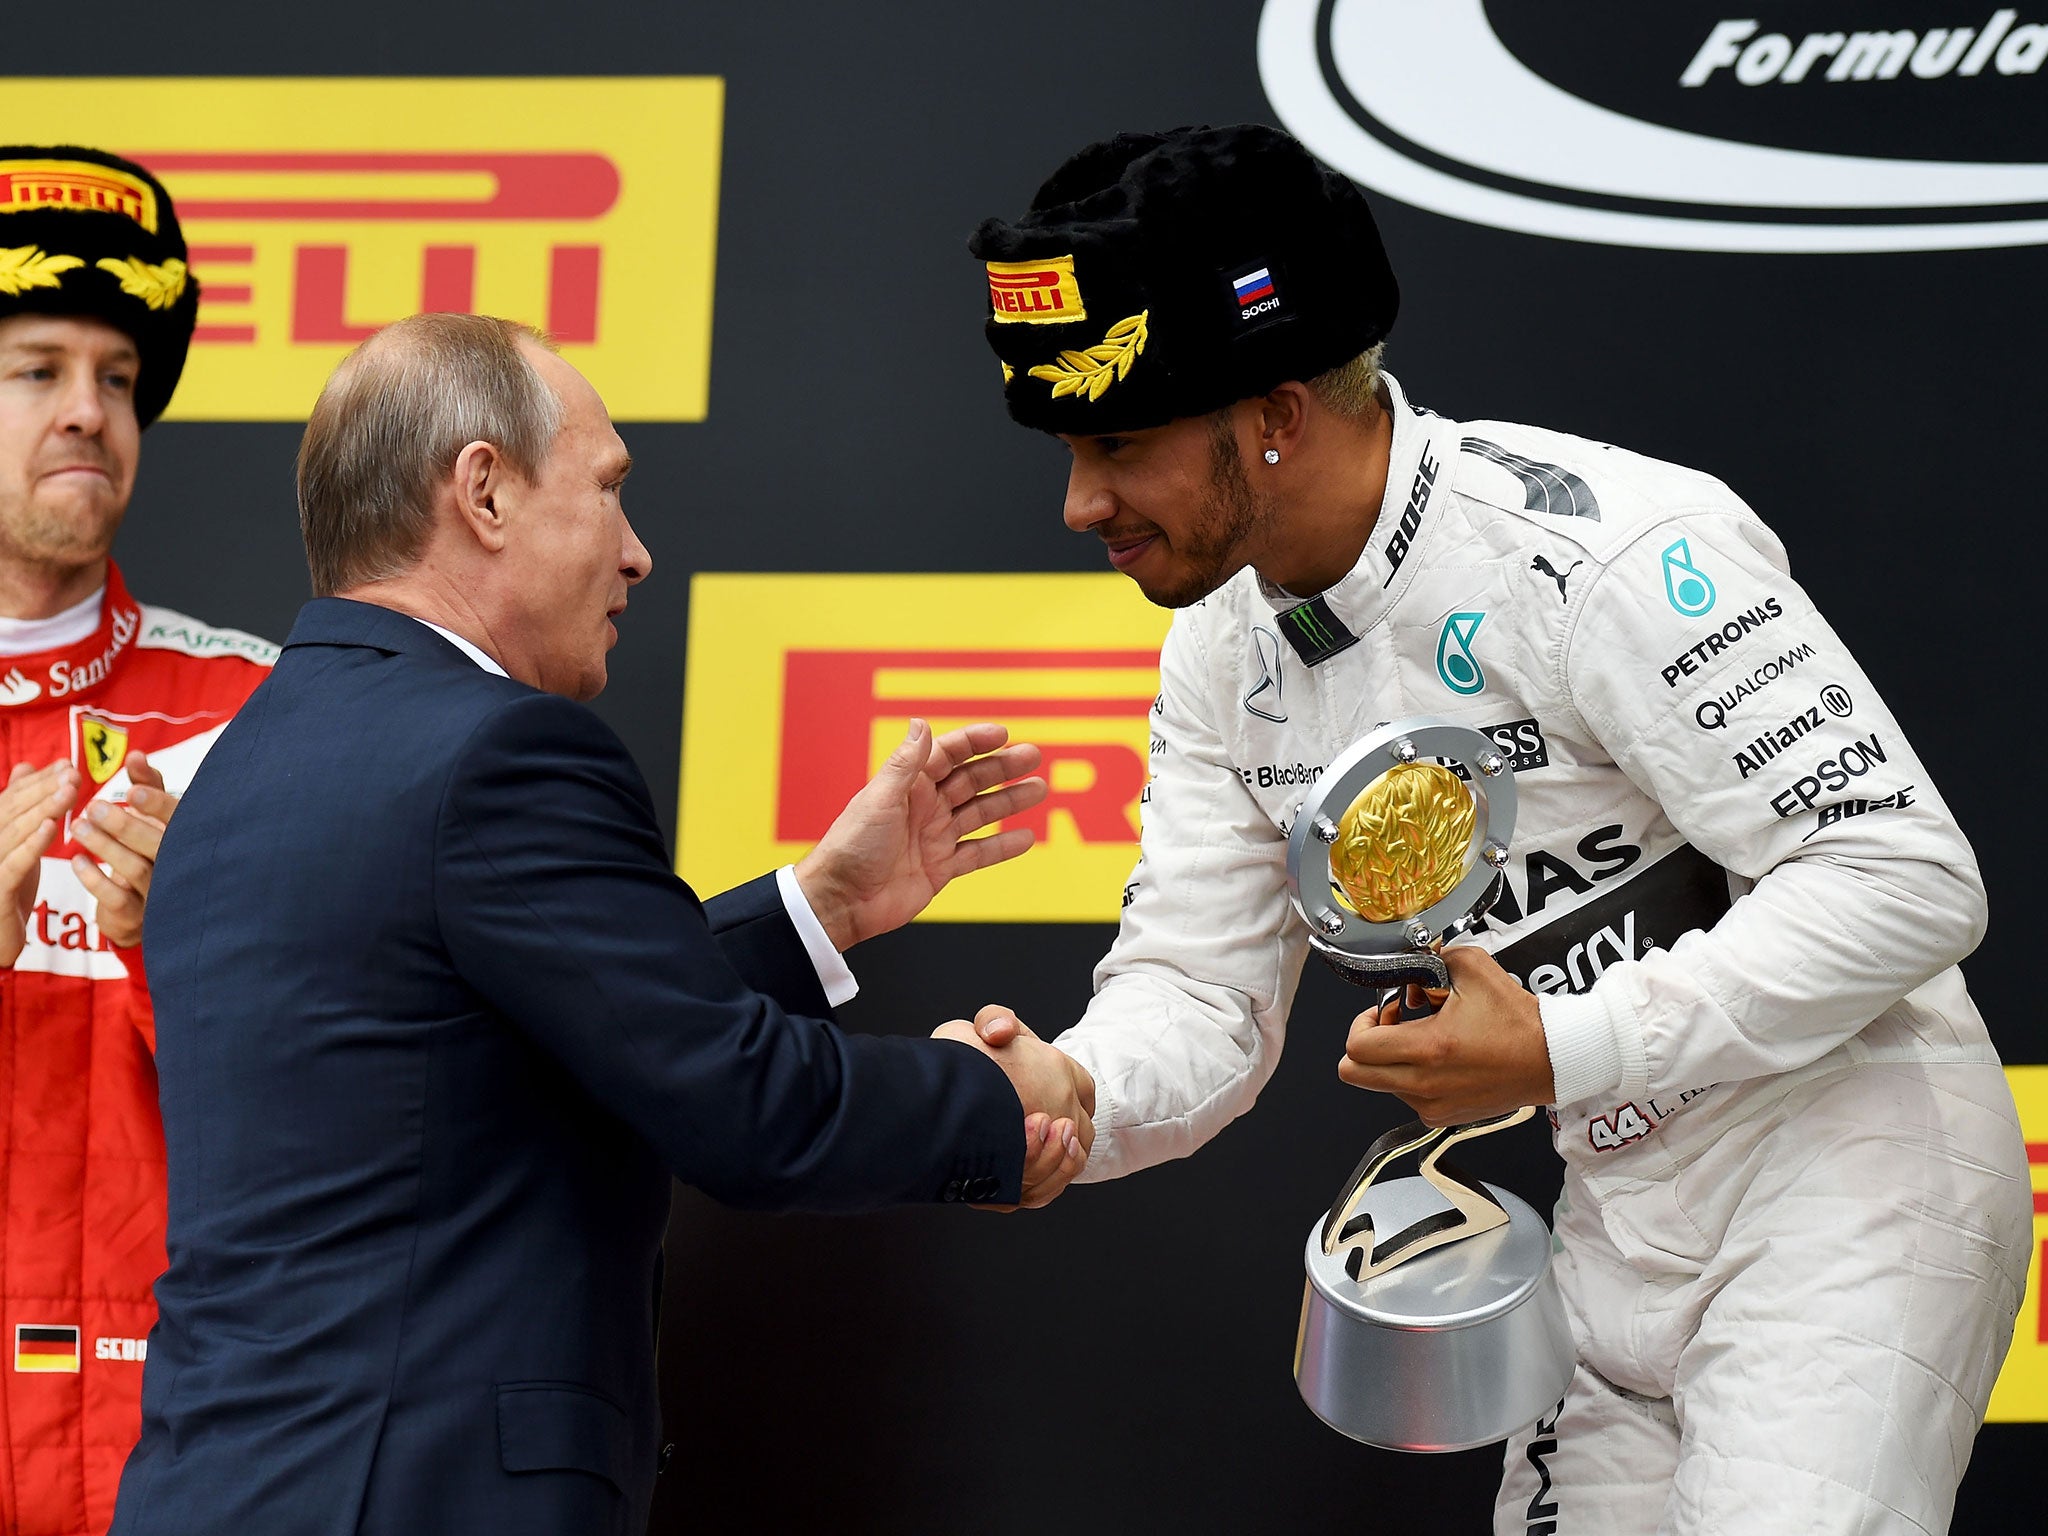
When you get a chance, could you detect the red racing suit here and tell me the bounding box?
[0,564,273,1536]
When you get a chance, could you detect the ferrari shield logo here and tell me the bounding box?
[80,716,128,784]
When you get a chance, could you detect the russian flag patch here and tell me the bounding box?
[15,1324,79,1373]
[1232,267,1276,306]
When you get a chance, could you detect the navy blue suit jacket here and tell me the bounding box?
[111,599,1023,1536]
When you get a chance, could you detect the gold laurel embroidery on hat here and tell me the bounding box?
[0,244,85,296]
[95,255,188,311]
[1001,362,1014,383]
[1026,309,1148,402]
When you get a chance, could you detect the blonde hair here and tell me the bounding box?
[297,313,561,596]
[1306,340,1387,421]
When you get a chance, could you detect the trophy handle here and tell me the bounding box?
[1308,943,1452,993]
[1321,1106,1539,1281]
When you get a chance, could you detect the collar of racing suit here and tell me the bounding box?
[0,562,144,709]
[1253,370,1464,650]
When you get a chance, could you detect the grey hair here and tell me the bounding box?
[297,313,562,597]
[1306,340,1387,421]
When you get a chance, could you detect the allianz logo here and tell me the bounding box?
[1684,13,2048,89]
[1257,0,2048,253]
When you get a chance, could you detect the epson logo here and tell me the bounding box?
[1767,733,1891,816]
[1257,1,2048,253]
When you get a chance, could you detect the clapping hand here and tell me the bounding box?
[67,750,180,950]
[796,719,1047,950]
[0,760,81,965]
[935,1004,1095,1209]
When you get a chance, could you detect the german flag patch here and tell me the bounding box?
[15,1323,80,1372]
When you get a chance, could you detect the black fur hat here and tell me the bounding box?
[0,147,199,427]
[969,124,1397,434]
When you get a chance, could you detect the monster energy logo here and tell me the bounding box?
[1437,610,1486,695]
[1274,594,1357,666]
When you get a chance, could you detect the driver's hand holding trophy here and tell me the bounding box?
[1287,718,1573,1454]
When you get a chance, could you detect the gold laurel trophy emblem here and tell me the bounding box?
[1286,719,1574,1452]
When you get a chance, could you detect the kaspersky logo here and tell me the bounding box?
[1,77,725,421]
[1662,538,1717,617]
[1437,610,1486,695]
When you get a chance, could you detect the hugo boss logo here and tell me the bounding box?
[1258,0,2048,252]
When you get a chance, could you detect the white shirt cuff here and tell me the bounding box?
[1539,987,1643,1107]
[775,865,858,1008]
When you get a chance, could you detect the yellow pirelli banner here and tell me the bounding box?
[1989,1064,2048,1421]
[0,77,722,421]
[678,574,1171,923]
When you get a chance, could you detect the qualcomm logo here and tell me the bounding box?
[1257,1,2048,252]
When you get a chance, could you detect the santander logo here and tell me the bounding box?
[1257,0,2048,252]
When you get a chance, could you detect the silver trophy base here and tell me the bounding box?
[1295,1178,1574,1452]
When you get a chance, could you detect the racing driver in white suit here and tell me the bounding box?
[964,124,2031,1534]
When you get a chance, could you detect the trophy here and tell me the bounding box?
[1285,718,1573,1452]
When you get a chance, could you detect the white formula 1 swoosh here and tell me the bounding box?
[1258,0,2048,252]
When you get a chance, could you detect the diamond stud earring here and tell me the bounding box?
[1263,448,1280,465]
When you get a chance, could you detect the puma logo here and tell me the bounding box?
[1531,556,1583,603]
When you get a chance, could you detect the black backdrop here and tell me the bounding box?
[11,2,2044,1529]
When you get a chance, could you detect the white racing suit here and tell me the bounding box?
[1055,373,2031,1534]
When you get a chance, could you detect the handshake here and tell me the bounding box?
[934,1006,1094,1210]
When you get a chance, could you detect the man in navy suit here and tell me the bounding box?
[109,313,1093,1536]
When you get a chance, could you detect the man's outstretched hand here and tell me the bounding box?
[796,719,1046,950]
[935,1004,1095,1210]
[1337,944,1555,1126]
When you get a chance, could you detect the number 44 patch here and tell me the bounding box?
[1587,1103,1654,1151]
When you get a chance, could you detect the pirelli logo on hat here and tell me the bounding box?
[0,158,158,232]
[0,77,725,421]
[987,255,1085,325]
[14,1324,80,1373]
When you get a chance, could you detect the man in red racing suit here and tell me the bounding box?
[0,146,273,1534]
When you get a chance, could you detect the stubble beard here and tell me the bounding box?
[0,490,124,575]
[1141,416,1267,610]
